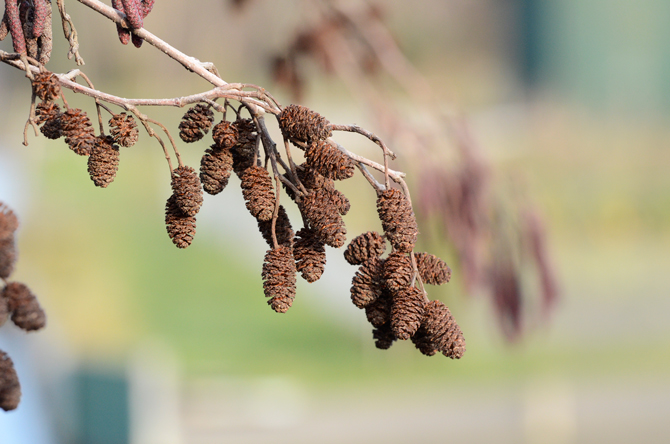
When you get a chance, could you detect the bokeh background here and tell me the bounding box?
[1,0,669,443]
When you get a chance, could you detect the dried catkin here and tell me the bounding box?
[0,350,21,412]
[240,166,276,221]
[365,289,391,327]
[350,257,385,308]
[178,104,214,143]
[298,189,346,248]
[417,300,466,359]
[88,135,120,188]
[344,231,386,265]
[31,71,60,102]
[212,120,238,149]
[390,286,425,340]
[109,113,139,147]
[200,146,233,195]
[383,251,413,293]
[257,205,294,248]
[372,323,396,350]
[293,228,326,283]
[327,188,351,216]
[0,203,18,240]
[35,102,62,139]
[415,252,451,285]
[376,189,418,253]
[61,108,96,156]
[278,104,332,145]
[305,140,355,180]
[3,282,46,331]
[165,194,196,249]
[171,166,203,217]
[0,238,16,280]
[262,246,297,313]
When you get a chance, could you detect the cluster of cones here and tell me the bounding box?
[0,202,47,411]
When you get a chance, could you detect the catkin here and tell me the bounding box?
[262,246,297,313]
[88,135,120,188]
[278,104,332,144]
[377,189,418,253]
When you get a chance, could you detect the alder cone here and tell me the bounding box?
[61,108,96,156]
[390,286,425,340]
[372,323,396,350]
[417,300,466,359]
[365,289,392,327]
[329,188,351,216]
[376,189,418,253]
[0,238,16,280]
[178,104,214,143]
[109,113,139,147]
[165,194,196,249]
[415,252,451,285]
[0,203,18,239]
[305,140,355,180]
[212,120,238,149]
[32,71,61,102]
[35,101,62,139]
[383,251,413,293]
[298,189,346,248]
[88,135,120,188]
[350,257,384,309]
[278,104,332,145]
[240,166,275,221]
[231,119,258,177]
[171,166,203,217]
[200,146,233,195]
[344,231,386,265]
[4,282,46,331]
[258,205,294,248]
[0,351,21,412]
[293,228,326,283]
[262,246,297,313]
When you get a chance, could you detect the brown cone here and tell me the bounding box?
[0,238,16,280]
[278,104,332,145]
[328,188,351,216]
[31,71,61,102]
[240,166,276,221]
[165,194,196,248]
[231,119,258,177]
[390,286,425,340]
[35,101,62,140]
[365,289,392,327]
[298,188,346,248]
[350,257,385,308]
[344,231,386,265]
[372,323,396,350]
[383,251,413,293]
[376,189,418,253]
[61,108,96,156]
[258,205,294,248]
[88,135,120,188]
[0,350,21,411]
[200,146,233,195]
[305,140,355,180]
[171,166,203,217]
[415,252,451,285]
[262,246,297,313]
[109,113,139,147]
[419,300,466,359]
[293,228,326,283]
[212,120,238,149]
[4,282,46,331]
[0,203,18,241]
[410,329,438,357]
[178,104,214,143]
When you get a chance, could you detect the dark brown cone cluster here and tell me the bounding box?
[258,205,294,248]
[278,104,332,145]
[240,166,275,221]
[171,166,203,217]
[383,251,413,292]
[298,189,346,248]
[212,120,238,149]
[390,286,425,340]
[165,194,196,249]
[3,282,46,331]
[372,323,396,350]
[35,101,62,139]
[344,231,386,265]
[377,189,418,253]
[109,113,139,147]
[262,246,297,313]
[365,289,391,327]
[200,146,233,195]
[293,228,326,283]
[411,300,466,359]
[88,135,120,188]
[350,257,384,308]
[61,108,96,156]
[0,351,21,412]
[305,140,355,180]
[32,71,60,102]
[178,104,214,143]
[415,252,451,285]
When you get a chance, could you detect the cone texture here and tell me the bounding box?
[350,257,385,308]
[0,238,16,280]
[171,166,203,217]
[165,194,196,249]
[88,135,120,188]
[109,113,139,147]
[0,350,20,412]
[61,108,96,156]
[0,292,8,327]
[328,188,351,216]
[178,104,214,143]
[305,140,355,180]
[293,228,326,283]
[417,300,466,359]
[200,146,233,195]
[278,104,332,144]
[4,282,46,331]
[35,101,62,139]
[231,119,257,177]
[415,252,451,285]
[262,246,297,313]
[258,205,294,248]
[212,121,238,149]
[377,189,418,253]
[390,286,425,340]
[0,203,18,241]
[298,189,346,248]
[241,166,276,221]
[344,231,386,265]
[372,323,396,350]
[383,251,413,293]
[365,289,391,327]
[32,71,60,102]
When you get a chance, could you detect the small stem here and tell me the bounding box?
[271,175,281,250]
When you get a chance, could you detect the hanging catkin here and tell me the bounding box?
[350,257,385,309]
[3,282,46,331]
[109,113,139,147]
[35,101,62,139]
[171,166,203,217]
[262,246,297,313]
[390,286,425,340]
[165,194,196,248]
[200,146,233,195]
[278,104,332,145]
[304,140,355,180]
[0,350,21,412]
[414,300,466,359]
[365,289,392,328]
[257,205,294,248]
[178,104,214,143]
[383,251,413,293]
[31,71,60,102]
[240,166,276,221]
[415,252,451,285]
[88,135,120,188]
[372,323,396,350]
[376,188,418,253]
[298,188,346,248]
[60,108,96,156]
[212,120,239,149]
[293,228,326,283]
[344,231,386,265]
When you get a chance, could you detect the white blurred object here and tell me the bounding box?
[523,377,577,444]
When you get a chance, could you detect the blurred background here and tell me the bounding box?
[1,0,669,443]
